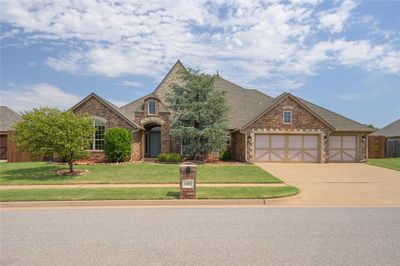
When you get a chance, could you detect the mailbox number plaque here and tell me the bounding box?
[182,179,194,189]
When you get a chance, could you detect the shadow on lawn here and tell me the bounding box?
[166,191,180,199]
[0,165,73,182]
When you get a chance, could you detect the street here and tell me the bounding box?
[1,207,399,266]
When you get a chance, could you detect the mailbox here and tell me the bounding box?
[179,162,197,199]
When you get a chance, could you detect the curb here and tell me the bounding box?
[0,199,267,209]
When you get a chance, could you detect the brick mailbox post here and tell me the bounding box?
[179,162,197,199]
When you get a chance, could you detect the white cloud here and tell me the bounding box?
[0,83,81,112]
[0,0,399,94]
[318,0,358,33]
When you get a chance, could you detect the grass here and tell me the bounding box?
[0,187,298,202]
[367,158,400,171]
[0,162,282,185]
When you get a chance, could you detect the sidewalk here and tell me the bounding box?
[0,183,287,190]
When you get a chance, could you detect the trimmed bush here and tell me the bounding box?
[104,127,132,162]
[219,147,232,161]
[158,153,182,163]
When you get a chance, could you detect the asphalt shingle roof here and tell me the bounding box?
[0,106,21,131]
[370,119,400,137]
[80,61,373,133]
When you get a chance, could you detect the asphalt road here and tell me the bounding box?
[1,207,399,266]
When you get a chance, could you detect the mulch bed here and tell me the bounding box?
[56,169,88,176]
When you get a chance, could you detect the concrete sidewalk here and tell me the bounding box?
[0,183,286,190]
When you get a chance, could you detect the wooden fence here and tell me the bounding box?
[368,135,385,159]
[6,130,42,162]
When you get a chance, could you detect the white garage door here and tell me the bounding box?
[255,134,319,162]
[328,136,357,162]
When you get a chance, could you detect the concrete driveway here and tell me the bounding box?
[257,163,400,206]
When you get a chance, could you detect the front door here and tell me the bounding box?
[149,133,161,158]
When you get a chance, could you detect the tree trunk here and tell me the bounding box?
[68,161,74,172]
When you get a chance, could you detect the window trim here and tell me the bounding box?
[283,111,292,124]
[148,100,156,115]
[87,119,106,151]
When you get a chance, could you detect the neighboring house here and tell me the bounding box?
[369,119,400,158]
[71,60,373,163]
[0,106,36,162]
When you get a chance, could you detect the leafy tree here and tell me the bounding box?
[14,107,94,172]
[104,127,132,162]
[166,69,230,159]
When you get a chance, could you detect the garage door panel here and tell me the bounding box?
[271,135,285,148]
[304,136,318,149]
[255,134,320,163]
[329,136,341,148]
[288,150,302,161]
[255,150,269,161]
[328,136,357,162]
[288,136,302,148]
[255,135,269,148]
[271,151,284,161]
[343,136,356,148]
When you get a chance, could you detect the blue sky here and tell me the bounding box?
[0,0,399,128]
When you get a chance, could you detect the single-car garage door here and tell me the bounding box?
[255,134,320,162]
[328,136,357,162]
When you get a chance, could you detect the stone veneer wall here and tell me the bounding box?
[73,96,142,161]
[243,97,332,163]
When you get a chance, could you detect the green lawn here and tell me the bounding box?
[0,162,282,185]
[367,158,400,171]
[0,187,298,202]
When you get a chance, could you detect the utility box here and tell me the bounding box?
[179,162,197,199]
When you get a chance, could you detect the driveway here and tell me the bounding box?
[257,163,400,206]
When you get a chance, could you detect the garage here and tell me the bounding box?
[255,134,320,162]
[328,135,357,162]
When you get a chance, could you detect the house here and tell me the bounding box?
[369,119,400,158]
[0,106,36,162]
[71,60,373,163]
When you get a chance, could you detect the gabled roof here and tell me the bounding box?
[213,76,274,129]
[370,119,400,137]
[73,60,373,133]
[0,106,21,131]
[70,93,142,129]
[241,93,373,132]
[297,98,374,132]
[241,92,335,131]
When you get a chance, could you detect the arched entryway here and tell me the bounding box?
[144,124,161,158]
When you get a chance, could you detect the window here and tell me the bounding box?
[283,111,292,124]
[148,101,156,115]
[88,119,105,150]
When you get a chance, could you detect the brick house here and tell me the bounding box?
[71,60,373,163]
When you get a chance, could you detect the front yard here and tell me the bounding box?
[0,162,282,185]
[367,158,400,171]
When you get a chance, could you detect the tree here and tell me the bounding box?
[104,127,132,162]
[166,69,230,159]
[14,107,94,172]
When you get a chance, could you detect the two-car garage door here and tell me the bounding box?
[255,134,320,162]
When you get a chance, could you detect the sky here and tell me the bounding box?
[0,0,399,128]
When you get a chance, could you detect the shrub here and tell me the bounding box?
[158,153,182,163]
[219,147,232,161]
[104,127,132,162]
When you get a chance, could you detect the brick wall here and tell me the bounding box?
[231,131,246,162]
[73,96,143,161]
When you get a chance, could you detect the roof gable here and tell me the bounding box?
[0,106,21,131]
[70,93,141,129]
[241,93,334,131]
[371,119,400,137]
